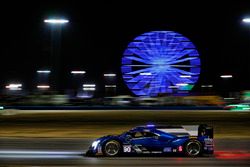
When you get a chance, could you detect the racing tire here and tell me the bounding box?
[103,140,121,157]
[184,140,202,157]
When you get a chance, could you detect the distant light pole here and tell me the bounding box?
[242,17,250,89]
[220,74,233,97]
[104,73,117,96]
[70,70,86,97]
[83,84,96,98]
[36,70,50,91]
[200,84,213,95]
[44,18,69,93]
[5,83,23,95]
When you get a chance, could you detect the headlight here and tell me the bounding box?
[91,140,100,150]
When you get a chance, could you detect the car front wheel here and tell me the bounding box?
[103,140,121,157]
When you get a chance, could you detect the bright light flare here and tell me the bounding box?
[83,87,96,91]
[220,75,233,78]
[71,71,86,74]
[83,84,96,91]
[104,73,116,77]
[44,19,69,24]
[180,75,191,78]
[242,18,250,23]
[5,84,22,90]
[37,70,51,74]
[37,85,50,89]
[83,84,96,87]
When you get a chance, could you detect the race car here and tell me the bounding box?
[86,124,214,157]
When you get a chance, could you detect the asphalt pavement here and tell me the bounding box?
[0,138,250,166]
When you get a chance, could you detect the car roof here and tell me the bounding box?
[129,125,198,137]
[132,125,184,130]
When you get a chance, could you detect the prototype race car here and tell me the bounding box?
[86,124,214,157]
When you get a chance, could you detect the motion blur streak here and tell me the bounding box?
[0,155,79,159]
[0,150,82,159]
[0,150,82,155]
[215,151,250,159]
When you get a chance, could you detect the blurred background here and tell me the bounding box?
[0,1,250,110]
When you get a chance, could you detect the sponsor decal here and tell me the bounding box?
[163,147,172,152]
[133,145,143,153]
[152,151,162,154]
[178,146,183,152]
[97,146,102,153]
[204,138,213,146]
[123,145,132,152]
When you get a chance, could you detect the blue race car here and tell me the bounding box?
[86,124,214,157]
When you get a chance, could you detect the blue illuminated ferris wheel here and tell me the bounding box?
[121,31,201,96]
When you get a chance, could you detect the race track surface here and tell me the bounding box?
[0,138,249,166]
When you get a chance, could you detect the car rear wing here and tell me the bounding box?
[198,124,213,138]
[157,124,213,138]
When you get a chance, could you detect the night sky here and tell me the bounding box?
[0,1,250,96]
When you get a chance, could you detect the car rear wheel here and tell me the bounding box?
[185,140,202,157]
[103,140,121,157]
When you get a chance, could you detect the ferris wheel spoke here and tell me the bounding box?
[170,65,199,68]
[166,49,195,62]
[128,48,153,61]
[127,73,152,83]
[126,67,154,75]
[172,67,200,76]
[170,57,199,64]
[138,77,153,88]
[170,70,195,85]
[125,56,151,64]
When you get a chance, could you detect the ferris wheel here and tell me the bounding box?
[121,31,201,96]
